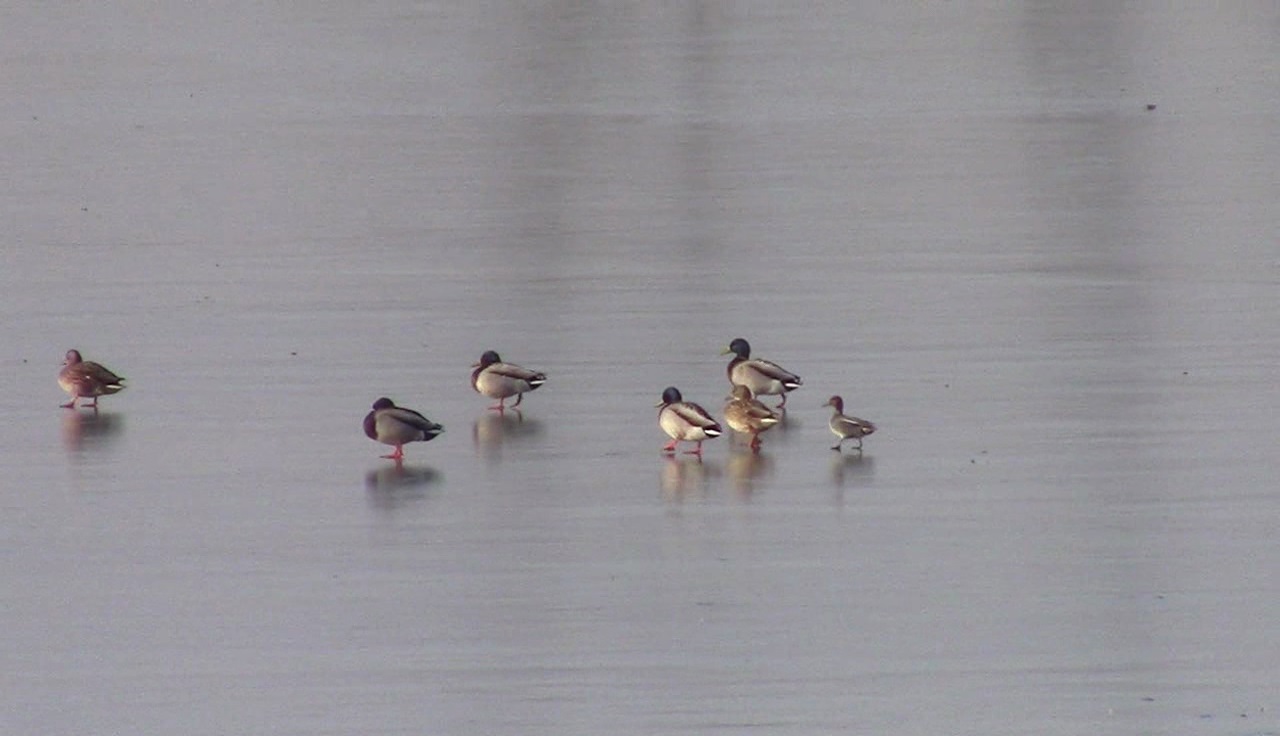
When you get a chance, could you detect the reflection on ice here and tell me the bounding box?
[659,455,718,502]
[364,464,440,510]
[725,449,772,498]
[830,452,875,491]
[472,410,544,460]
[61,410,124,455]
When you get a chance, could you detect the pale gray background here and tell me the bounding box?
[3,3,1278,734]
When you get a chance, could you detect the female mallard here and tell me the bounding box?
[471,350,546,411]
[363,397,444,460]
[656,386,722,455]
[721,338,802,406]
[58,349,126,409]
[723,385,781,452]
[825,395,876,451]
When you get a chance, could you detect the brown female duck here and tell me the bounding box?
[58,349,126,409]
[723,385,781,452]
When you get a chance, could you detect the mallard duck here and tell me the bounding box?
[723,385,781,452]
[471,350,546,411]
[363,397,444,460]
[721,338,802,406]
[656,386,722,455]
[825,395,876,451]
[58,349,126,409]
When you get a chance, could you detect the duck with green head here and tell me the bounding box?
[471,350,546,411]
[721,338,802,407]
[364,397,444,461]
[656,386,722,456]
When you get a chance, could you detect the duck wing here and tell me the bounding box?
[673,401,721,432]
[745,358,801,387]
[744,398,781,424]
[833,414,875,436]
[489,362,547,386]
[386,406,444,435]
[77,361,126,386]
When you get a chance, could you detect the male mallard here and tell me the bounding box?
[721,338,802,406]
[471,350,546,411]
[58,349,126,409]
[723,385,781,452]
[656,386,722,455]
[363,397,444,460]
[825,395,876,451]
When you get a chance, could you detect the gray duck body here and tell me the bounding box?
[722,338,802,406]
[825,395,875,451]
[471,350,546,410]
[364,397,444,460]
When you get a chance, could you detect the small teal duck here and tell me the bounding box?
[363,397,444,460]
[471,350,546,411]
[723,385,781,452]
[825,395,875,451]
[58,349,126,409]
[722,338,802,406]
[656,386,722,455]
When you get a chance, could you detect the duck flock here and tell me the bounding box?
[58,339,875,461]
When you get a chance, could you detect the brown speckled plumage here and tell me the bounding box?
[723,385,781,452]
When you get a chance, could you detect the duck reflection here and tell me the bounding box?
[472,410,544,460]
[830,451,875,491]
[660,455,718,502]
[62,410,124,454]
[726,449,772,498]
[365,464,440,510]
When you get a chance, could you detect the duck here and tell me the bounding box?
[58,349,126,409]
[721,338,802,406]
[824,395,876,451]
[471,350,546,411]
[363,397,444,460]
[723,385,781,452]
[656,386,722,455]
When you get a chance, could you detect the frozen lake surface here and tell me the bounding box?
[3,4,1279,734]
